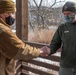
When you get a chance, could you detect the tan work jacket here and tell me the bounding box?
[0,18,41,75]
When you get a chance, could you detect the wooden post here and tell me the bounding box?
[16,0,28,41]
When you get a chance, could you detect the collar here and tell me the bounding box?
[0,18,10,28]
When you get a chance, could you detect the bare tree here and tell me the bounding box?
[28,0,65,30]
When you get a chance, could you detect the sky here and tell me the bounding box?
[66,0,76,2]
[13,0,76,2]
[12,0,76,6]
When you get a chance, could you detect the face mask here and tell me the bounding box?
[64,14,75,23]
[6,16,15,26]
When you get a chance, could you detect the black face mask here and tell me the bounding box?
[5,16,15,26]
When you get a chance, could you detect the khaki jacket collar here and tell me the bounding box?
[0,18,10,28]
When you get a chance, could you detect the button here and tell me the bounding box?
[72,68,74,72]
[72,68,76,73]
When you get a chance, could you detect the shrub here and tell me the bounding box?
[28,29,56,44]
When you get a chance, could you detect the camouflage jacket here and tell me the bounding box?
[0,18,41,75]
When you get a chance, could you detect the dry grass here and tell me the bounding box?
[27,28,59,75]
[28,29,56,44]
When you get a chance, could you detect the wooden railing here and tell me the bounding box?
[15,41,61,75]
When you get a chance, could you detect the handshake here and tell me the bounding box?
[40,46,50,57]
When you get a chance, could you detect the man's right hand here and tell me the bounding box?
[40,46,50,57]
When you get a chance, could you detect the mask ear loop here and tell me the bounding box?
[3,13,10,22]
[71,14,76,23]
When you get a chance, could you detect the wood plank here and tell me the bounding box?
[16,0,28,40]
[24,41,48,48]
[22,66,53,75]
[40,55,60,62]
[20,73,27,75]
[22,60,59,71]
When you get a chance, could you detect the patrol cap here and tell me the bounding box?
[62,1,76,13]
[0,0,16,14]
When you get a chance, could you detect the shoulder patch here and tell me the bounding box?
[64,30,69,33]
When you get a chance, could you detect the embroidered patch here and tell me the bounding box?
[64,31,69,33]
[64,5,68,11]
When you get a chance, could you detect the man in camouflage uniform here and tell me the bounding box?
[0,0,50,75]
